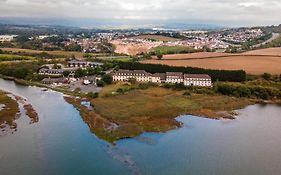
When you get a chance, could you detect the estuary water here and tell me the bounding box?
[0,78,281,175]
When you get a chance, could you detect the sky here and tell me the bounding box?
[0,0,280,27]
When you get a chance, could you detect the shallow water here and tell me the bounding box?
[0,79,281,175]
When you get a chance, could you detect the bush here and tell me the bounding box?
[102,74,113,85]
[262,73,271,80]
[87,92,99,98]
[97,80,105,87]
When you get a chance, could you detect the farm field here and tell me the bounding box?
[0,48,104,58]
[0,54,34,61]
[244,47,281,56]
[132,35,179,42]
[151,45,196,55]
[154,52,234,60]
[142,55,281,75]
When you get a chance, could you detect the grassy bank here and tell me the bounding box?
[64,83,253,143]
[0,54,34,62]
[0,91,19,129]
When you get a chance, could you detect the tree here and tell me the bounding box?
[63,71,70,77]
[156,54,163,60]
[64,44,82,52]
[14,68,30,79]
[74,68,87,78]
[262,73,271,80]
[97,80,105,87]
[52,64,61,69]
[102,74,113,85]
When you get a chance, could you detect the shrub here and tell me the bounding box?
[97,80,105,87]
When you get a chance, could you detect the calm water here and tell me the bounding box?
[0,79,281,175]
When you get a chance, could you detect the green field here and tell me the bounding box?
[151,45,196,54]
[0,54,34,62]
[133,35,179,42]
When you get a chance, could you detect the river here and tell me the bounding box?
[0,78,281,175]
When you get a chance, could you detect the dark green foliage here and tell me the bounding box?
[116,62,246,82]
[87,92,99,99]
[74,68,88,78]
[0,62,41,80]
[138,82,158,89]
[216,83,281,100]
[261,73,271,80]
[64,44,82,52]
[63,71,71,77]
[97,80,105,87]
[101,74,113,85]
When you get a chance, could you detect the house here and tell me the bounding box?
[166,72,183,84]
[38,68,77,76]
[42,78,68,85]
[184,74,212,87]
[68,60,103,68]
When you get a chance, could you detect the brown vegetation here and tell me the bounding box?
[0,91,19,130]
[64,84,253,143]
[23,104,39,124]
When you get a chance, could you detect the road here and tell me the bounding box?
[252,33,280,48]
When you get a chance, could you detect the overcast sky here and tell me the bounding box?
[0,0,280,27]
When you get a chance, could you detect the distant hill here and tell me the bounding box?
[160,23,224,30]
[262,24,281,33]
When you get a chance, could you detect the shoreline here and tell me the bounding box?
[1,76,280,143]
[0,88,39,136]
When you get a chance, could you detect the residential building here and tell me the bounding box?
[68,60,104,68]
[112,69,212,87]
[184,74,212,87]
[151,73,166,83]
[42,78,68,85]
[166,72,183,84]
[38,68,78,76]
[112,69,152,82]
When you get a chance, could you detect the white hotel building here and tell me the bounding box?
[113,70,212,87]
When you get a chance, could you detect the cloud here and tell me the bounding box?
[0,0,280,26]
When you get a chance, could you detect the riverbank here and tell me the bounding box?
[64,83,255,143]
[1,76,280,143]
[0,90,19,130]
[0,88,39,135]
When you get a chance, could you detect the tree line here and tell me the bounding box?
[116,62,246,82]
